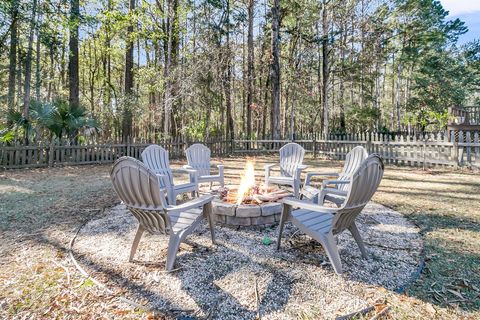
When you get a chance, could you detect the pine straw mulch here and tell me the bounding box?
[71,202,422,320]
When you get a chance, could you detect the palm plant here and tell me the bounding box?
[2,99,100,145]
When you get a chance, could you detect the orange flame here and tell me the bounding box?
[236,159,256,205]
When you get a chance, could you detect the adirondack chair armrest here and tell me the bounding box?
[281,197,338,214]
[321,179,350,189]
[165,195,214,215]
[173,167,198,184]
[305,172,340,185]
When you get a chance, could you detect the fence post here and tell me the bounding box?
[422,140,427,171]
[366,140,372,154]
[126,136,131,157]
[48,139,55,167]
[453,139,459,169]
[312,139,317,159]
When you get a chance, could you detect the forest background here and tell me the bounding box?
[0,0,479,144]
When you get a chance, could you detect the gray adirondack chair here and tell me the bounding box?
[264,143,307,198]
[110,157,216,271]
[277,154,384,274]
[302,146,368,205]
[141,144,198,205]
[184,143,224,189]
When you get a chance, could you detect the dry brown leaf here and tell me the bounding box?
[374,303,388,313]
[114,309,130,315]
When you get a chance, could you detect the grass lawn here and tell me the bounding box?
[0,155,479,319]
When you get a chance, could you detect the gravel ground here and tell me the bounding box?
[73,202,423,319]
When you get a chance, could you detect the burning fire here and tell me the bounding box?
[236,158,256,204]
[218,158,291,205]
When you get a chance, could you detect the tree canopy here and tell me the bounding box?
[0,0,479,144]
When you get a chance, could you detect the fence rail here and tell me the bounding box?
[1,131,479,169]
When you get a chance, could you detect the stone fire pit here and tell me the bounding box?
[212,196,283,226]
[209,159,291,227]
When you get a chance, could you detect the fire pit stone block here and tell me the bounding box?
[225,216,252,226]
[236,205,261,218]
[261,202,282,216]
[214,214,227,224]
[212,201,236,216]
[251,215,276,226]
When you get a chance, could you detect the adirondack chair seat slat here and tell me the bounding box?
[110,157,216,271]
[292,210,334,233]
[170,209,203,232]
[169,209,203,231]
[292,210,334,230]
[185,144,224,189]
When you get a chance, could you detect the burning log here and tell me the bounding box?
[219,186,291,204]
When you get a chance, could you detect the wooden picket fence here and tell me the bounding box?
[0,139,232,169]
[234,131,480,169]
[1,131,479,169]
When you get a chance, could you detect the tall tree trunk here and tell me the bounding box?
[123,0,135,141]
[68,0,80,108]
[35,6,42,102]
[23,0,39,119]
[246,0,254,138]
[47,47,54,101]
[321,0,330,139]
[270,0,281,139]
[7,0,19,124]
[163,0,173,136]
[225,0,234,140]
[169,0,180,138]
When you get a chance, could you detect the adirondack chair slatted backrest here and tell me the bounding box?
[337,146,368,192]
[141,145,174,188]
[110,157,170,234]
[332,154,384,234]
[186,144,211,176]
[279,143,305,177]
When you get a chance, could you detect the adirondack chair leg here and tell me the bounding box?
[264,170,269,189]
[349,222,368,259]
[293,181,300,198]
[220,176,224,188]
[204,202,216,244]
[321,233,343,275]
[166,234,181,272]
[129,225,144,262]
[276,203,291,250]
[209,181,213,190]
[317,189,327,205]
